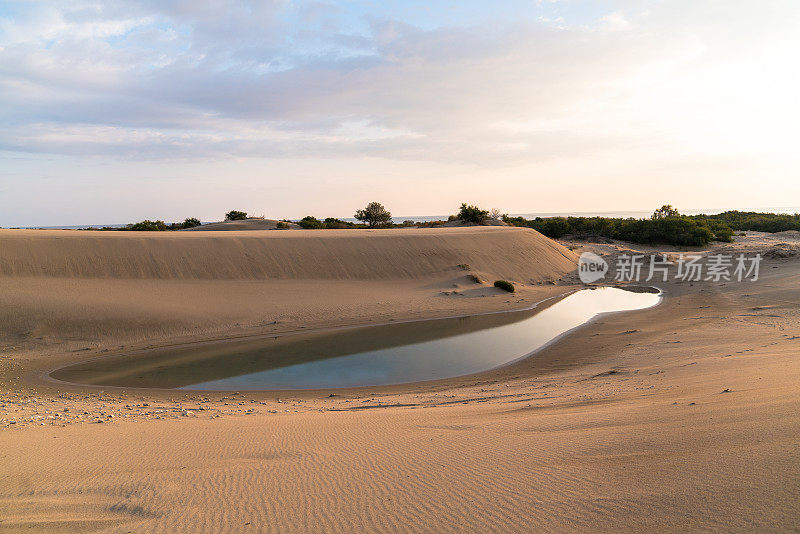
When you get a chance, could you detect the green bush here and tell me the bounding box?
[457,203,489,224]
[704,220,734,242]
[503,209,728,247]
[122,218,201,231]
[276,221,290,229]
[494,280,515,293]
[320,217,351,229]
[298,216,323,229]
[180,217,201,229]
[613,217,714,246]
[414,219,449,228]
[505,208,795,242]
[225,210,248,221]
[693,211,800,233]
[125,220,167,231]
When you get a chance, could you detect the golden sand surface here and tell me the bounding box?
[1,228,798,532]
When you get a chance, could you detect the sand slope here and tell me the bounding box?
[0,227,575,281]
[0,227,577,367]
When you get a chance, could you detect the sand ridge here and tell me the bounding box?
[0,226,576,280]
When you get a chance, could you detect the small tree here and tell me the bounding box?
[182,217,201,228]
[355,202,392,228]
[489,208,502,220]
[651,205,680,220]
[225,210,248,221]
[457,203,489,224]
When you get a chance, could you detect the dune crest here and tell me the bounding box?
[0,227,577,281]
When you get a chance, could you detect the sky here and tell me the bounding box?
[1,0,799,226]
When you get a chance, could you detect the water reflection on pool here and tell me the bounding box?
[187,287,659,390]
[51,287,660,391]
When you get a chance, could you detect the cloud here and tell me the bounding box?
[1,0,799,169]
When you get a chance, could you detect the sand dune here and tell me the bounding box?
[0,226,577,369]
[0,226,575,280]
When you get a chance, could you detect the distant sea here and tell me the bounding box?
[16,207,800,230]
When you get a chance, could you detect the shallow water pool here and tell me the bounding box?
[51,287,660,391]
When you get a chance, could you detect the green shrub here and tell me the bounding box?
[125,220,167,231]
[298,216,323,229]
[320,217,351,229]
[225,210,248,221]
[692,211,800,233]
[457,203,489,224]
[502,214,527,226]
[705,220,734,242]
[415,219,449,228]
[503,210,728,246]
[276,221,290,229]
[123,218,201,231]
[613,217,714,246]
[494,280,515,293]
